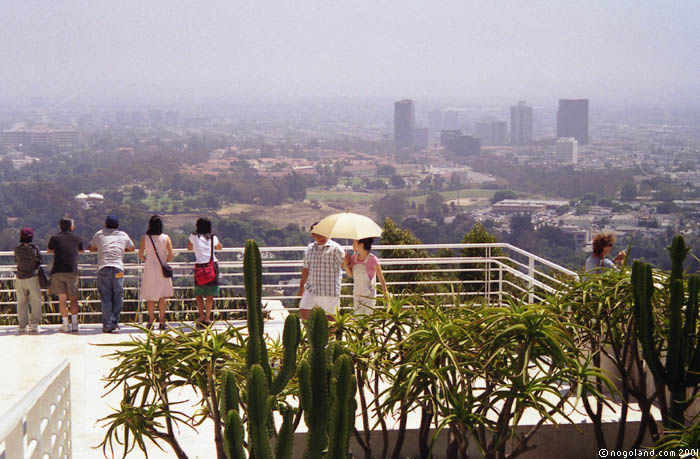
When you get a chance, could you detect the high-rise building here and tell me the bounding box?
[441,130,481,156]
[555,137,578,164]
[394,99,415,149]
[557,99,588,145]
[510,101,533,145]
[473,120,508,146]
[413,128,429,150]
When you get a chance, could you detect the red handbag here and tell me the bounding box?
[194,235,217,286]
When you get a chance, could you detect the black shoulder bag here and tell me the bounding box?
[149,235,173,278]
[33,245,49,289]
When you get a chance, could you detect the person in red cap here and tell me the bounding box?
[14,227,43,333]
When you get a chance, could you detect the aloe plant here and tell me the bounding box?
[633,235,700,428]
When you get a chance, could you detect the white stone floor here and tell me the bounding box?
[1,322,661,458]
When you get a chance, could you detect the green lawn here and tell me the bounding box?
[141,192,184,212]
[410,188,496,205]
[307,190,377,202]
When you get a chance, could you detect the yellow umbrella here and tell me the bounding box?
[312,211,383,240]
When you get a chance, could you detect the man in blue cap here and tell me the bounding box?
[88,215,135,333]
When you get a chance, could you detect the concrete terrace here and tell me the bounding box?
[0,244,658,458]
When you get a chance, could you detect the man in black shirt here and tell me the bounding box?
[47,218,84,333]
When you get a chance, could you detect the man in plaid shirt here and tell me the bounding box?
[298,224,345,320]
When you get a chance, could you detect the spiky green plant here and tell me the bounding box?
[633,235,700,428]
[217,239,302,459]
[299,307,357,459]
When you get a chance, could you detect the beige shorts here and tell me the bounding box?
[299,292,340,316]
[49,272,79,297]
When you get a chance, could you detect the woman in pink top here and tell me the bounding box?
[342,237,389,314]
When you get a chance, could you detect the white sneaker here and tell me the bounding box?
[18,327,27,335]
[60,322,70,333]
[71,322,79,333]
[29,324,39,333]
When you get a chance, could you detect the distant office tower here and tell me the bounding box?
[557,99,588,145]
[394,99,415,148]
[413,127,429,150]
[441,130,481,156]
[555,137,578,164]
[443,110,460,130]
[428,110,444,130]
[473,120,508,146]
[510,101,533,145]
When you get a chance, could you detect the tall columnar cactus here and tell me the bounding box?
[327,354,357,459]
[299,307,357,458]
[219,239,301,458]
[632,235,700,427]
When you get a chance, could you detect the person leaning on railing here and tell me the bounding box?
[138,215,174,331]
[585,233,626,275]
[187,217,222,327]
[46,218,83,333]
[14,227,43,334]
[88,215,135,334]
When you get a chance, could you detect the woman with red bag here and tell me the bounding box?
[187,217,222,326]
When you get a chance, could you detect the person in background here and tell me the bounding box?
[585,233,626,275]
[89,215,135,333]
[188,217,222,326]
[14,227,43,334]
[342,237,389,314]
[47,218,84,333]
[138,215,174,331]
[298,223,345,321]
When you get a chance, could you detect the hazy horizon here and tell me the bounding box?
[1,1,699,109]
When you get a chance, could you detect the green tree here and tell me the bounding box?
[492,190,517,203]
[425,192,445,222]
[373,192,408,224]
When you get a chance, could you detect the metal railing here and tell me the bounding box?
[0,243,578,323]
[0,359,71,459]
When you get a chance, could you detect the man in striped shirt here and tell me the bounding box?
[298,224,345,321]
[14,227,43,333]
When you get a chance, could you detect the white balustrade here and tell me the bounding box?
[0,359,71,459]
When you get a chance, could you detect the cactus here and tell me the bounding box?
[245,239,272,383]
[299,307,357,458]
[632,235,700,427]
[219,370,239,417]
[223,410,246,459]
[299,307,329,459]
[219,240,301,458]
[245,240,301,396]
[327,354,357,459]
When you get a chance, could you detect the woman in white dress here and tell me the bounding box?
[342,238,389,314]
[138,215,174,330]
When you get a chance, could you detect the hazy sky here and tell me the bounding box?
[1,0,699,107]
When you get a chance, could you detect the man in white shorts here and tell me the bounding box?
[297,225,345,321]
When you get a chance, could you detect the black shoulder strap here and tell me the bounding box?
[32,244,42,268]
[148,235,166,267]
[209,234,216,262]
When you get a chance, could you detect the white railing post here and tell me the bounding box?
[485,246,491,304]
[498,262,503,306]
[528,255,535,304]
[0,359,72,459]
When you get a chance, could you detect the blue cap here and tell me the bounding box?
[105,214,119,228]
